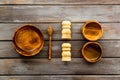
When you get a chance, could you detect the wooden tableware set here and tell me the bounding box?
[13,20,103,63]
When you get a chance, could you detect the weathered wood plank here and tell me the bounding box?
[0,75,120,80]
[0,5,119,22]
[0,41,120,58]
[0,0,120,4]
[0,23,119,40]
[0,58,119,74]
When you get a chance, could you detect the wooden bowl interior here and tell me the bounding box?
[83,22,102,41]
[82,42,102,62]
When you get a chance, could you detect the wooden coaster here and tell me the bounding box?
[62,21,71,39]
[62,43,71,61]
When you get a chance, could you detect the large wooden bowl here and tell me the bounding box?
[82,20,103,41]
[81,42,103,63]
[13,24,44,56]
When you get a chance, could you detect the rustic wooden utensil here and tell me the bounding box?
[82,20,103,41]
[48,26,53,60]
[81,42,103,63]
[13,24,44,56]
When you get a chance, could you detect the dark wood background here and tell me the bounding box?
[0,0,120,80]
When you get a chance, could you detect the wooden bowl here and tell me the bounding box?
[82,20,103,41]
[81,42,103,63]
[13,24,44,56]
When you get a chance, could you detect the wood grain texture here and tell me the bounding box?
[0,0,119,79]
[0,58,119,74]
[0,0,120,4]
[0,41,120,58]
[0,23,119,40]
[0,5,119,22]
[0,75,120,80]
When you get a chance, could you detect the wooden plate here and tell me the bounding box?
[81,42,103,63]
[82,20,103,41]
[13,24,44,56]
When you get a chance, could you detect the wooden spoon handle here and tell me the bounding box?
[48,36,52,60]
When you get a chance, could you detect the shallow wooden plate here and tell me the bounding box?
[13,24,44,56]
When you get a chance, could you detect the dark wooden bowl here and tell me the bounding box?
[81,42,103,63]
[82,20,103,41]
[13,24,44,56]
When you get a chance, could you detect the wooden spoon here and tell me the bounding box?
[48,26,53,60]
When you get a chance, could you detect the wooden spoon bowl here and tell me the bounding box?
[13,24,44,56]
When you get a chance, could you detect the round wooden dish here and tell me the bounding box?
[81,42,103,63]
[13,24,44,56]
[82,20,103,41]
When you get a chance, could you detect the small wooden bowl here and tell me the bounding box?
[81,42,103,63]
[82,20,103,41]
[13,24,44,56]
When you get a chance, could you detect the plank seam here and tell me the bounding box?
[0,22,120,23]
[0,4,120,6]
[0,39,120,41]
[0,74,120,76]
[0,57,119,59]
[0,75,120,77]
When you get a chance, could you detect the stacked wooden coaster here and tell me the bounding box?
[61,21,72,61]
